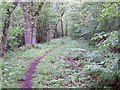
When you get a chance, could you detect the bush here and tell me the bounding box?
[8,27,24,50]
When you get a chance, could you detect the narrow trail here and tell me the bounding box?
[20,49,52,89]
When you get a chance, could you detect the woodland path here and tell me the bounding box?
[20,49,52,88]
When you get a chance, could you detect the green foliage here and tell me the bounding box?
[2,42,52,88]
[84,51,120,88]
[67,4,119,88]
[68,2,119,50]
[7,6,24,50]
[1,1,119,89]
[2,35,119,88]
[97,3,118,21]
[32,37,96,88]
[0,2,24,50]
[91,31,119,49]
[8,27,24,50]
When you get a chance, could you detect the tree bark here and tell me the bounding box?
[31,1,44,44]
[1,2,18,56]
[2,15,10,56]
[61,10,65,37]
[42,20,47,42]
[31,15,38,45]
[65,16,68,36]
[54,24,59,38]
[21,1,44,46]
[21,2,32,45]
[29,1,36,45]
[45,19,49,41]
[61,19,64,37]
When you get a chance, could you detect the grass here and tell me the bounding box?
[2,37,90,88]
[32,37,93,88]
[2,40,56,88]
[2,37,119,88]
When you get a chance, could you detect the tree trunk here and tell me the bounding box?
[61,10,65,37]
[21,1,44,45]
[54,24,59,38]
[46,19,50,41]
[42,21,47,42]
[45,19,49,41]
[29,1,37,45]
[65,17,68,36]
[32,1,44,43]
[21,2,32,45]
[61,19,64,37]
[2,17,10,56]
[1,2,18,56]
[31,15,38,45]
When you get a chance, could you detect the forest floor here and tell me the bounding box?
[21,49,52,88]
[2,37,119,89]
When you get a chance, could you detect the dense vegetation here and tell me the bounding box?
[1,0,120,89]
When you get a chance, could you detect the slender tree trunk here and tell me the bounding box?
[31,15,38,45]
[46,19,50,41]
[1,2,18,56]
[54,24,58,38]
[40,19,50,43]
[40,21,45,43]
[65,17,68,36]
[61,10,65,37]
[2,14,11,56]
[29,1,37,45]
[61,19,64,37]
[32,1,44,44]
[43,20,47,42]
[21,2,32,45]
[45,19,49,41]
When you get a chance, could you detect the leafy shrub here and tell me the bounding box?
[8,27,24,50]
[84,51,120,88]
[91,31,119,49]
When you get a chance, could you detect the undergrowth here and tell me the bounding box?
[1,37,120,89]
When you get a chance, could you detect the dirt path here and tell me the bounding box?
[21,49,52,88]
